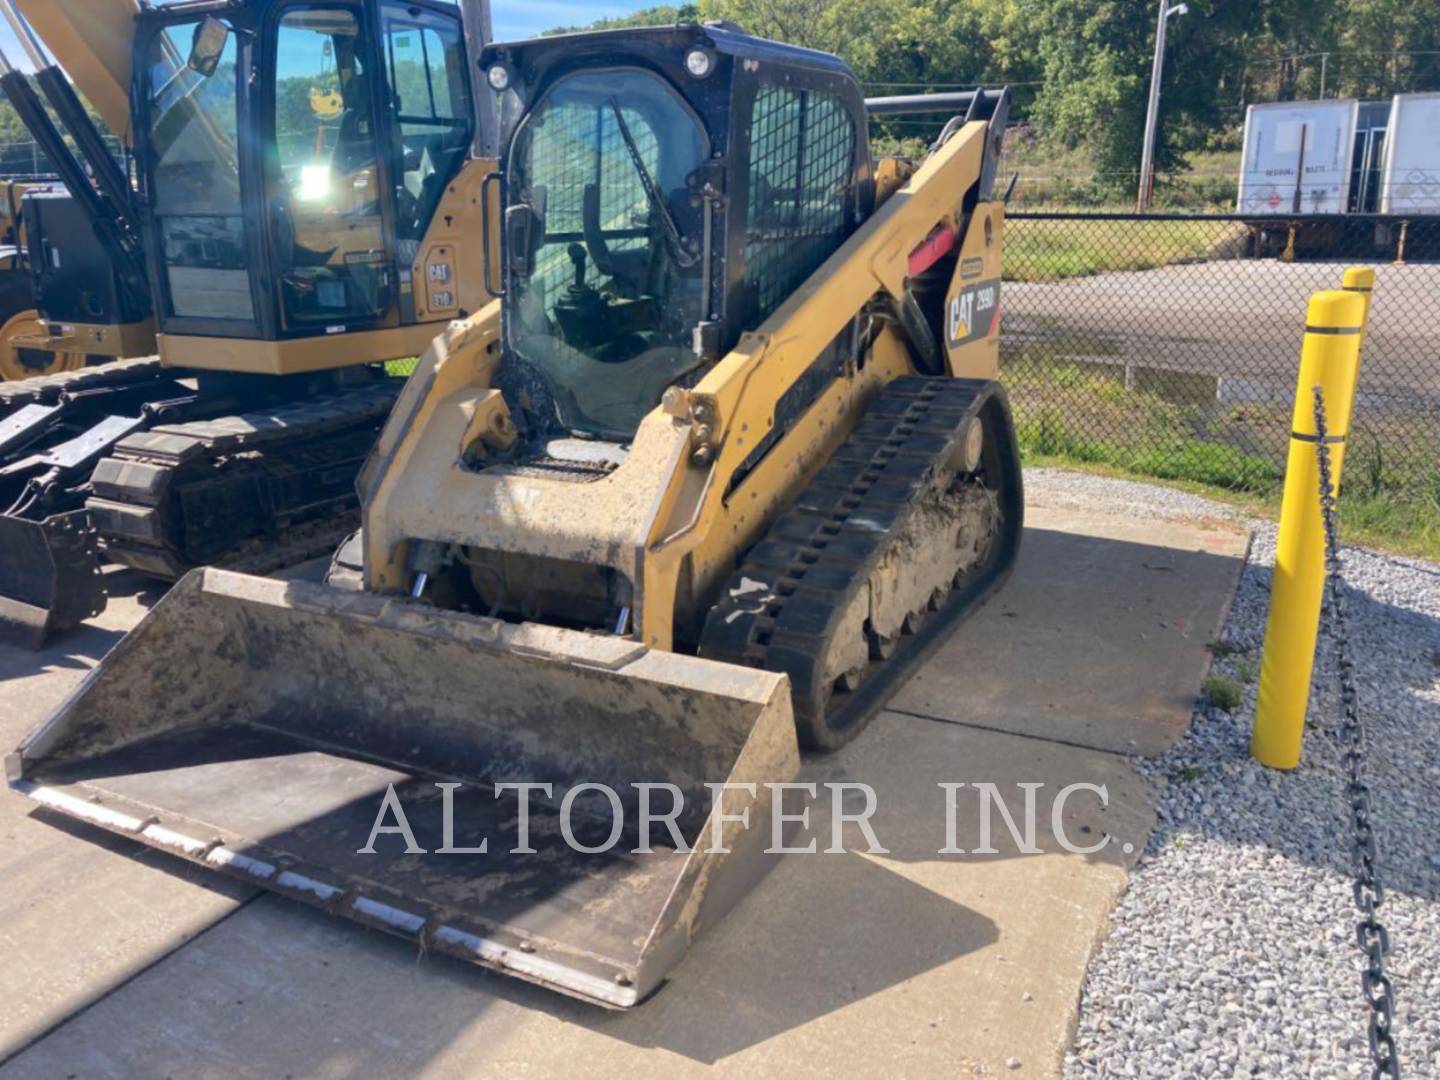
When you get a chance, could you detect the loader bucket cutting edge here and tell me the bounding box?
[6,569,799,1007]
[0,509,105,648]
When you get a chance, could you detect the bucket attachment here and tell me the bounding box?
[0,509,106,648]
[7,569,798,1007]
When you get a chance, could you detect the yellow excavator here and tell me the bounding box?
[8,22,1022,1007]
[0,0,497,644]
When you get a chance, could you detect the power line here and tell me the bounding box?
[1249,49,1440,63]
[862,80,1046,89]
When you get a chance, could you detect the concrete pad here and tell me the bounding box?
[0,569,255,1062]
[0,502,1240,1075]
[0,570,160,732]
[2,715,1152,1079]
[0,807,254,1062]
[890,504,1250,756]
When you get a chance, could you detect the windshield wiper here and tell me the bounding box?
[607,99,697,269]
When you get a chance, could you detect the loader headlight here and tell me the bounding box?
[486,63,511,92]
[684,48,715,79]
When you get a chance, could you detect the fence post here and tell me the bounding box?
[1252,289,1368,770]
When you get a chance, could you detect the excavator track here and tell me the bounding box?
[0,358,169,413]
[0,358,199,646]
[701,375,1023,750]
[88,382,400,580]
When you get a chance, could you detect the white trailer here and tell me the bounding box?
[1379,92,1440,214]
[1236,99,1358,215]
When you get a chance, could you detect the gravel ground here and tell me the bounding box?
[1028,469,1440,1079]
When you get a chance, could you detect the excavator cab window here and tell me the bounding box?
[380,4,473,258]
[138,0,475,341]
[145,18,253,323]
[270,8,391,329]
[507,69,709,440]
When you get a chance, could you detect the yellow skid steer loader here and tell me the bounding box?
[8,24,1022,1007]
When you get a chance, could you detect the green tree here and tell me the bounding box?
[546,5,700,35]
[1024,1,1152,184]
[697,0,835,49]
[529,0,1440,201]
[1338,0,1440,97]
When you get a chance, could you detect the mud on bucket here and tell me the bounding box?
[6,568,799,1006]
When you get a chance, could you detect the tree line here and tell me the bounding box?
[2,1,1434,193]
[551,0,1440,189]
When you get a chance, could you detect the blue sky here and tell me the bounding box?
[0,1,659,69]
[495,1,655,39]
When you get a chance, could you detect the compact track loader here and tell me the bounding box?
[9,24,1023,1006]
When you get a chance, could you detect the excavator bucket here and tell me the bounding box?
[0,508,106,647]
[6,569,799,1007]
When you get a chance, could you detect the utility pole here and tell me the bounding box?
[1137,0,1189,212]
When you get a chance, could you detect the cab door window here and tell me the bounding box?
[145,19,254,323]
[380,3,473,260]
[269,6,391,329]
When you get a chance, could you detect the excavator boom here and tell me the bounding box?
[11,0,137,143]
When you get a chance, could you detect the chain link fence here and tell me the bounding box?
[0,136,124,179]
[1001,212,1440,526]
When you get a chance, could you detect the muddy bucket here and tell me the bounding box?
[6,569,798,1006]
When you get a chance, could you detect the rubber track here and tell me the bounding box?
[107,381,400,463]
[700,375,1021,744]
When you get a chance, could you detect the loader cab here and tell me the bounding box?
[482,24,874,441]
[132,0,474,344]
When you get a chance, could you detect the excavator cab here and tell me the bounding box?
[485,25,874,440]
[0,0,494,646]
[133,0,478,355]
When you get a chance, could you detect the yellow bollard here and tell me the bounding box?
[1252,289,1368,769]
[1341,266,1374,365]
[1327,266,1374,440]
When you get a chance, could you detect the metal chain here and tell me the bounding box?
[1311,385,1401,1080]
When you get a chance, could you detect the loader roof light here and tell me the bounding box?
[487,63,511,92]
[684,48,714,79]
